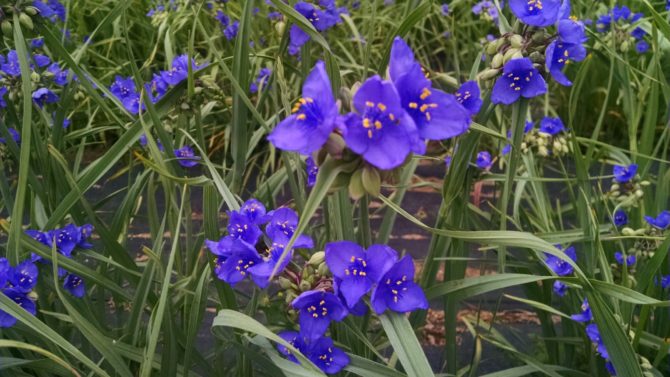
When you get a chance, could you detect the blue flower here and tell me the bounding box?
[224,21,240,40]
[240,199,270,225]
[139,134,165,152]
[389,37,471,141]
[228,210,264,245]
[344,76,423,170]
[250,67,272,93]
[63,274,86,298]
[491,58,547,105]
[265,208,314,247]
[553,281,568,297]
[613,210,628,227]
[307,336,350,374]
[276,330,309,363]
[455,81,482,116]
[0,258,9,287]
[371,255,428,314]
[53,224,82,256]
[291,290,348,341]
[644,210,670,230]
[31,38,45,48]
[288,2,340,54]
[509,0,561,27]
[636,40,650,54]
[545,40,587,86]
[545,245,576,276]
[0,128,20,145]
[47,63,72,86]
[174,146,200,168]
[631,27,646,40]
[586,323,609,359]
[441,4,449,15]
[476,151,492,169]
[0,288,37,328]
[539,116,565,135]
[33,54,51,68]
[215,10,230,27]
[32,88,59,108]
[306,157,318,188]
[268,61,338,155]
[472,1,500,24]
[612,164,637,183]
[214,240,264,287]
[247,233,302,288]
[557,18,587,45]
[9,260,39,293]
[0,87,8,109]
[1,51,21,77]
[325,241,398,309]
[614,252,635,266]
[570,299,592,322]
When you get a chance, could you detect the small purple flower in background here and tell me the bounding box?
[545,245,576,276]
[658,275,670,289]
[636,40,650,54]
[139,134,165,152]
[240,198,269,225]
[215,10,230,27]
[538,117,565,135]
[250,67,272,93]
[33,54,51,68]
[228,210,263,245]
[292,290,348,340]
[586,323,610,359]
[63,274,86,297]
[509,0,561,27]
[0,258,38,328]
[631,27,646,40]
[0,128,20,145]
[325,241,398,309]
[570,299,592,322]
[0,87,8,108]
[614,251,636,266]
[32,88,60,108]
[440,4,449,16]
[472,1,500,24]
[476,151,492,169]
[33,0,67,23]
[268,61,338,155]
[288,2,341,55]
[1,51,21,77]
[10,261,39,293]
[247,236,295,288]
[48,63,72,86]
[644,210,670,230]
[344,75,423,170]
[306,157,318,187]
[276,331,308,363]
[612,164,637,183]
[307,336,350,374]
[173,145,200,168]
[613,210,627,227]
[371,255,428,314]
[389,37,471,141]
[224,21,239,40]
[455,81,482,116]
[553,281,568,297]
[31,38,45,49]
[109,75,143,114]
[491,58,547,105]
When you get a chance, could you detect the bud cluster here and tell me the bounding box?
[607,179,648,207]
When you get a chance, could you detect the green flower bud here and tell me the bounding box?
[361,165,381,197]
[502,48,520,63]
[19,13,34,30]
[308,251,325,266]
[1,20,12,37]
[348,168,365,200]
[275,21,285,37]
[509,34,523,49]
[299,279,311,292]
[278,277,293,290]
[478,68,500,81]
[491,53,504,69]
[317,262,330,276]
[24,6,39,16]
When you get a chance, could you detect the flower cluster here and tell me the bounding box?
[607,163,648,206]
[571,300,616,375]
[545,245,576,296]
[269,37,476,172]
[108,54,207,115]
[0,258,38,328]
[594,6,648,54]
[26,223,94,298]
[288,1,344,55]
[215,10,240,41]
[472,1,501,24]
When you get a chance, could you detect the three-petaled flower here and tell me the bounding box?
[371,255,429,314]
[491,58,547,105]
[292,290,348,341]
[509,0,562,27]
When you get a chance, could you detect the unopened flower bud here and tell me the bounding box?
[491,53,504,69]
[361,165,381,197]
[275,21,285,37]
[24,6,39,16]
[19,13,34,30]
[348,169,365,200]
[1,20,12,37]
[308,251,325,266]
[503,48,520,63]
[478,68,500,81]
[278,277,293,290]
[509,34,523,49]
[299,279,311,292]
[317,262,330,276]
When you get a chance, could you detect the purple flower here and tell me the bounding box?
[455,81,482,116]
[636,40,650,54]
[472,1,500,23]
[553,281,568,296]
[570,299,592,322]
[371,256,428,314]
[173,146,201,168]
[63,274,86,298]
[268,61,338,155]
[644,210,670,230]
[441,4,449,15]
[240,199,270,225]
[0,87,8,108]
[539,116,565,135]
[491,58,547,105]
[344,76,423,169]
[9,260,39,293]
[545,245,576,276]
[631,27,646,40]
[139,134,165,152]
[307,336,350,374]
[250,67,272,93]
[325,241,398,309]
[614,251,636,266]
[291,290,348,341]
[0,128,20,145]
[306,157,318,187]
[476,151,492,169]
[31,38,45,48]
[0,288,37,328]
[215,10,230,27]
[276,331,309,363]
[612,164,637,183]
[224,21,239,40]
[509,0,561,27]
[1,51,21,77]
[32,88,59,108]
[265,208,314,247]
[214,240,264,287]
[33,54,51,68]
[545,40,587,86]
[613,210,627,227]
[389,38,471,141]
[228,210,263,245]
[586,323,609,359]
[53,224,82,256]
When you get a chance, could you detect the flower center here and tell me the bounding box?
[507,71,533,92]
[344,256,368,277]
[235,257,255,276]
[407,87,438,122]
[362,101,397,139]
[385,275,409,303]
[527,0,543,14]
[306,299,329,318]
[317,348,335,366]
[292,97,322,125]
